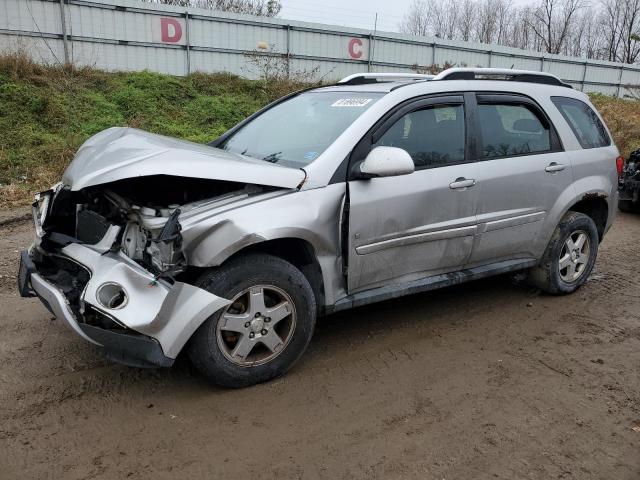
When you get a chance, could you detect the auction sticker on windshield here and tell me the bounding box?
[331,98,374,107]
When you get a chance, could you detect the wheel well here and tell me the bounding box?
[225,238,325,312]
[568,195,608,241]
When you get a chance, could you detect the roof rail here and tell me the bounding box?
[338,72,434,85]
[433,68,572,88]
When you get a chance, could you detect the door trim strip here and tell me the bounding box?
[483,211,546,232]
[355,225,477,255]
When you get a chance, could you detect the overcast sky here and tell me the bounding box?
[279,0,531,33]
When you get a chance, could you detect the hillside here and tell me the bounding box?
[1,53,639,208]
[0,53,305,208]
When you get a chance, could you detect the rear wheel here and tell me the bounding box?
[187,253,316,388]
[528,211,599,294]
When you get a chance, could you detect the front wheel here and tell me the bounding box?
[528,211,599,295]
[187,254,317,388]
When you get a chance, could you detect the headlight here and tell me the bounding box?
[32,183,63,238]
[32,191,51,238]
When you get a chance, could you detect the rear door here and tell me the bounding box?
[466,92,573,266]
[347,95,481,292]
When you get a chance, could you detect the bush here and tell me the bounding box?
[590,93,640,157]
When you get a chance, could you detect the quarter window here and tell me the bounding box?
[478,103,551,159]
[372,104,465,168]
[551,97,610,149]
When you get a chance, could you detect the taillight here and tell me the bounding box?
[616,156,624,178]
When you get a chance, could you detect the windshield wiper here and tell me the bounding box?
[262,152,282,163]
[239,148,257,159]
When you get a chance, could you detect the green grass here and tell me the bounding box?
[0,53,304,208]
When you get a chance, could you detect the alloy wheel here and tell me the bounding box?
[558,230,591,283]
[216,285,297,366]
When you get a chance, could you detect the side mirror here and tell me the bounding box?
[359,146,415,178]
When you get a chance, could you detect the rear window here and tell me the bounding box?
[477,103,551,159]
[551,97,610,149]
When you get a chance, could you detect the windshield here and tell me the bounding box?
[220,91,384,167]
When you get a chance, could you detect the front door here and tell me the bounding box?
[347,96,480,293]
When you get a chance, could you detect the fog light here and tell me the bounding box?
[96,282,128,310]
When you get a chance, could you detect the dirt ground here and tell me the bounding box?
[0,214,639,480]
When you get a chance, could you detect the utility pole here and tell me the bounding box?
[369,12,377,73]
[59,0,70,64]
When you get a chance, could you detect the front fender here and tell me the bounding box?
[180,184,347,305]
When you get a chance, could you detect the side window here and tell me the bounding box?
[478,103,551,159]
[551,96,610,149]
[373,104,465,168]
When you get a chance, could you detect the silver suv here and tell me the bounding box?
[18,68,620,387]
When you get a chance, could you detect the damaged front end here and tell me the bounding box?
[19,127,309,368]
[16,176,260,367]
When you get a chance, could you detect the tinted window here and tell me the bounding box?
[551,96,610,148]
[221,91,384,167]
[373,104,465,168]
[478,103,551,159]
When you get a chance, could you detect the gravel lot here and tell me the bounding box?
[1,214,639,479]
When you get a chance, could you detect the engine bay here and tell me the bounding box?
[39,175,268,278]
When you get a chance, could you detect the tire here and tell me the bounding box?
[528,211,599,295]
[187,253,316,388]
[618,199,636,213]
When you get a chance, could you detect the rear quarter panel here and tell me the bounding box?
[537,92,619,249]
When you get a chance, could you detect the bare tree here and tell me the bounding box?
[147,0,281,16]
[580,10,604,59]
[506,6,538,50]
[199,0,281,16]
[527,0,585,54]
[441,0,461,40]
[599,0,626,61]
[152,0,191,5]
[620,0,640,63]
[399,0,431,36]
[596,0,640,63]
[457,0,476,41]
[427,0,448,38]
[475,0,499,43]
[399,0,462,39]
[494,0,513,45]
[397,0,640,64]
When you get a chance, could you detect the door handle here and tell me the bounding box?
[449,177,476,189]
[545,162,566,173]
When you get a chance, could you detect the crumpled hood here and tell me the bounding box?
[63,127,306,191]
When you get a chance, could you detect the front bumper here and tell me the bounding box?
[19,244,230,368]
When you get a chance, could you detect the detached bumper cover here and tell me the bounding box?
[78,323,174,368]
[19,245,230,367]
